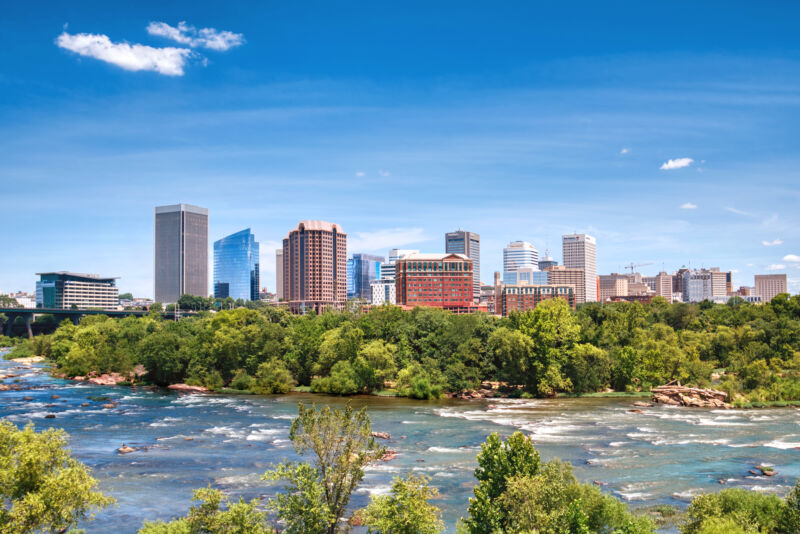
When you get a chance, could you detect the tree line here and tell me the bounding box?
[5,294,800,404]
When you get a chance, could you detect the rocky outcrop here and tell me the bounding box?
[371,432,391,440]
[168,383,209,393]
[651,382,729,408]
[380,449,398,462]
[451,388,495,400]
[88,373,128,386]
[117,444,137,454]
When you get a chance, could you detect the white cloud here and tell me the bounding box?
[378,169,391,177]
[783,254,800,263]
[349,227,427,252]
[56,32,193,75]
[767,264,786,271]
[355,171,366,177]
[147,21,244,51]
[724,207,754,217]
[679,202,697,210]
[620,148,630,155]
[762,239,784,246]
[660,157,694,170]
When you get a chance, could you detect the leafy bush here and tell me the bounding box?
[229,368,254,391]
[250,358,294,394]
[396,363,442,400]
[311,360,362,395]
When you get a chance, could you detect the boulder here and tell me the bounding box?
[632,401,653,408]
[102,403,116,409]
[380,450,398,462]
[371,431,391,440]
[45,414,56,419]
[168,383,209,393]
[117,444,136,454]
[81,402,90,407]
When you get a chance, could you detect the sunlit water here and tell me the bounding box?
[1,354,798,532]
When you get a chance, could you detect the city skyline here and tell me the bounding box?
[2,2,800,296]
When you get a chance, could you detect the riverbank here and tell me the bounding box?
[1,354,798,533]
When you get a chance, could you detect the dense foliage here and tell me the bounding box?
[0,421,113,533]
[9,293,800,402]
[464,431,653,534]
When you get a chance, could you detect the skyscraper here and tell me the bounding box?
[562,233,597,303]
[213,228,260,301]
[282,220,347,313]
[275,249,284,300]
[446,230,480,301]
[538,249,558,271]
[154,204,208,303]
[503,241,539,284]
[348,253,384,300]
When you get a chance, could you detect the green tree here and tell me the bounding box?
[138,487,269,534]
[311,360,362,395]
[396,363,442,400]
[463,431,540,534]
[264,403,384,534]
[682,488,786,534]
[250,359,294,394]
[0,420,114,534]
[360,474,443,534]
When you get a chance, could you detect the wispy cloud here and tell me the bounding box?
[679,202,697,210]
[620,147,630,155]
[378,169,391,177]
[355,171,366,177]
[348,227,427,252]
[784,254,800,262]
[660,157,694,170]
[56,32,193,75]
[767,264,786,271]
[147,22,244,51]
[724,206,754,217]
[762,239,783,246]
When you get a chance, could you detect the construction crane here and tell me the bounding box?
[624,262,653,274]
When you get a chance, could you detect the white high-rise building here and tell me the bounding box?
[562,234,597,303]
[503,241,539,284]
[755,274,787,302]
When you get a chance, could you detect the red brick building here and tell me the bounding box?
[498,284,575,316]
[395,253,474,310]
[282,220,347,314]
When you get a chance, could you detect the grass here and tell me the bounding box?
[738,400,800,408]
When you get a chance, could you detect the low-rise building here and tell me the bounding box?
[35,272,119,309]
[370,279,396,306]
[497,284,575,316]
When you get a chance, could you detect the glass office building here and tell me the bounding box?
[213,228,260,301]
[347,253,384,300]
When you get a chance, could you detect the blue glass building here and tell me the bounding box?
[347,253,384,300]
[213,228,260,301]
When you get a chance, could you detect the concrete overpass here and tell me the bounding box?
[0,307,193,338]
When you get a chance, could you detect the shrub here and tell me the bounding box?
[311,360,362,395]
[251,358,294,394]
[396,363,442,400]
[229,369,254,391]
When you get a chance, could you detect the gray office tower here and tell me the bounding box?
[154,204,209,303]
[445,229,481,301]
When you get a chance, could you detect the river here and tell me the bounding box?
[1,353,799,532]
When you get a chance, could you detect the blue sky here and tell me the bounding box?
[2,1,800,297]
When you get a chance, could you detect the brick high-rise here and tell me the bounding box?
[395,253,473,311]
[282,220,347,313]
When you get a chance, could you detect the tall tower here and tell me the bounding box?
[503,241,539,284]
[446,230,480,301]
[213,228,260,301]
[282,220,347,313]
[154,204,208,303]
[275,249,284,300]
[562,233,597,303]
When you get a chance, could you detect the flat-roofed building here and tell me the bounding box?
[546,265,587,304]
[562,234,597,302]
[36,272,119,309]
[503,241,539,284]
[282,220,347,313]
[498,284,575,316]
[154,204,208,303]
[445,230,481,301]
[755,274,787,302]
[395,253,473,310]
[275,249,284,300]
[599,274,629,302]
